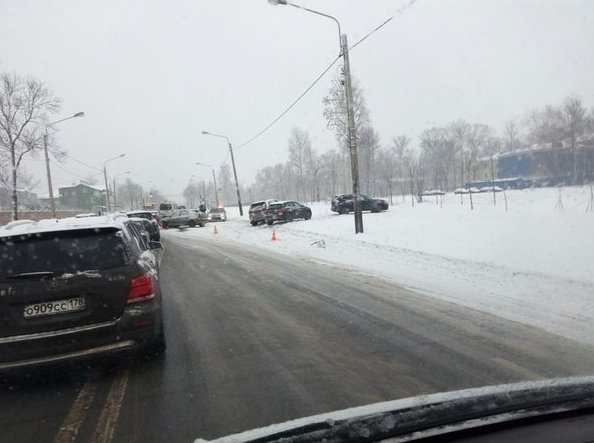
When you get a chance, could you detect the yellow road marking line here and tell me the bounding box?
[90,366,131,443]
[53,378,99,443]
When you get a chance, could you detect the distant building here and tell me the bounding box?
[497,144,594,185]
[0,187,39,211]
[473,144,594,188]
[59,183,106,212]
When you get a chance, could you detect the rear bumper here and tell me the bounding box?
[0,339,137,371]
[264,214,286,223]
[249,213,264,222]
[0,300,162,371]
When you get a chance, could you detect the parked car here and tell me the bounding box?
[208,206,227,222]
[331,194,389,214]
[264,201,312,225]
[0,215,165,371]
[127,211,160,241]
[160,209,207,228]
[248,199,278,226]
[128,217,161,243]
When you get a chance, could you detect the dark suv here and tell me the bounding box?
[0,215,165,372]
[264,201,312,225]
[331,194,389,214]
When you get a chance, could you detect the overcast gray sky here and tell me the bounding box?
[2,0,593,199]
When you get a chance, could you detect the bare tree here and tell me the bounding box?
[376,148,395,204]
[0,72,61,220]
[183,181,201,209]
[483,136,503,205]
[322,74,369,153]
[392,135,411,201]
[288,127,313,202]
[504,120,521,152]
[117,177,143,211]
[526,104,563,146]
[319,150,340,198]
[420,127,451,193]
[218,164,234,205]
[358,125,381,195]
[0,152,11,188]
[559,96,594,183]
[447,120,471,189]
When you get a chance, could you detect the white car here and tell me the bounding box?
[208,207,227,222]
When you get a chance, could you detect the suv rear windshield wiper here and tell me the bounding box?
[5,271,55,280]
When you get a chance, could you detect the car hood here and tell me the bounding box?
[194,376,594,442]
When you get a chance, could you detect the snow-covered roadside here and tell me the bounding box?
[165,186,594,345]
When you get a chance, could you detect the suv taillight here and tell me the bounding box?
[128,273,155,303]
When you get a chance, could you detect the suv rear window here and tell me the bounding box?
[0,229,130,277]
[250,202,265,210]
[268,203,283,210]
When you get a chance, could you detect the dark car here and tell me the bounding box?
[127,212,160,241]
[331,193,389,214]
[264,201,312,225]
[0,215,165,372]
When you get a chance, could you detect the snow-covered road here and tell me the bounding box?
[165,186,594,345]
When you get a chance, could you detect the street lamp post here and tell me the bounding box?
[112,171,130,211]
[103,153,126,212]
[43,112,85,218]
[268,0,363,233]
[196,162,219,206]
[201,131,243,215]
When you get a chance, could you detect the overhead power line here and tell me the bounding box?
[235,54,341,150]
[61,152,102,171]
[234,1,419,150]
[49,159,102,181]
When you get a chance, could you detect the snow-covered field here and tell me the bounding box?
[165,186,594,345]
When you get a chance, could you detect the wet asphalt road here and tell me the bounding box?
[2,231,594,443]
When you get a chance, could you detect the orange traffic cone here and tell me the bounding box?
[213,225,218,234]
[271,228,277,241]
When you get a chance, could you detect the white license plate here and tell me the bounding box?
[23,297,86,319]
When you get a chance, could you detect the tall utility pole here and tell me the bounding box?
[201,131,243,215]
[103,166,110,212]
[43,133,56,217]
[43,112,85,218]
[341,34,363,233]
[268,0,363,233]
[103,153,126,213]
[227,140,243,216]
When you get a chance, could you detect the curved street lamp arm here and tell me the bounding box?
[46,112,85,130]
[287,3,342,48]
[201,131,230,144]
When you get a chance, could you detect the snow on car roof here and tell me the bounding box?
[0,215,124,238]
[126,209,153,215]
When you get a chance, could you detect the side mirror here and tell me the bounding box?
[149,241,163,250]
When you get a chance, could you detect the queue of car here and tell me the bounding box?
[0,191,389,372]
